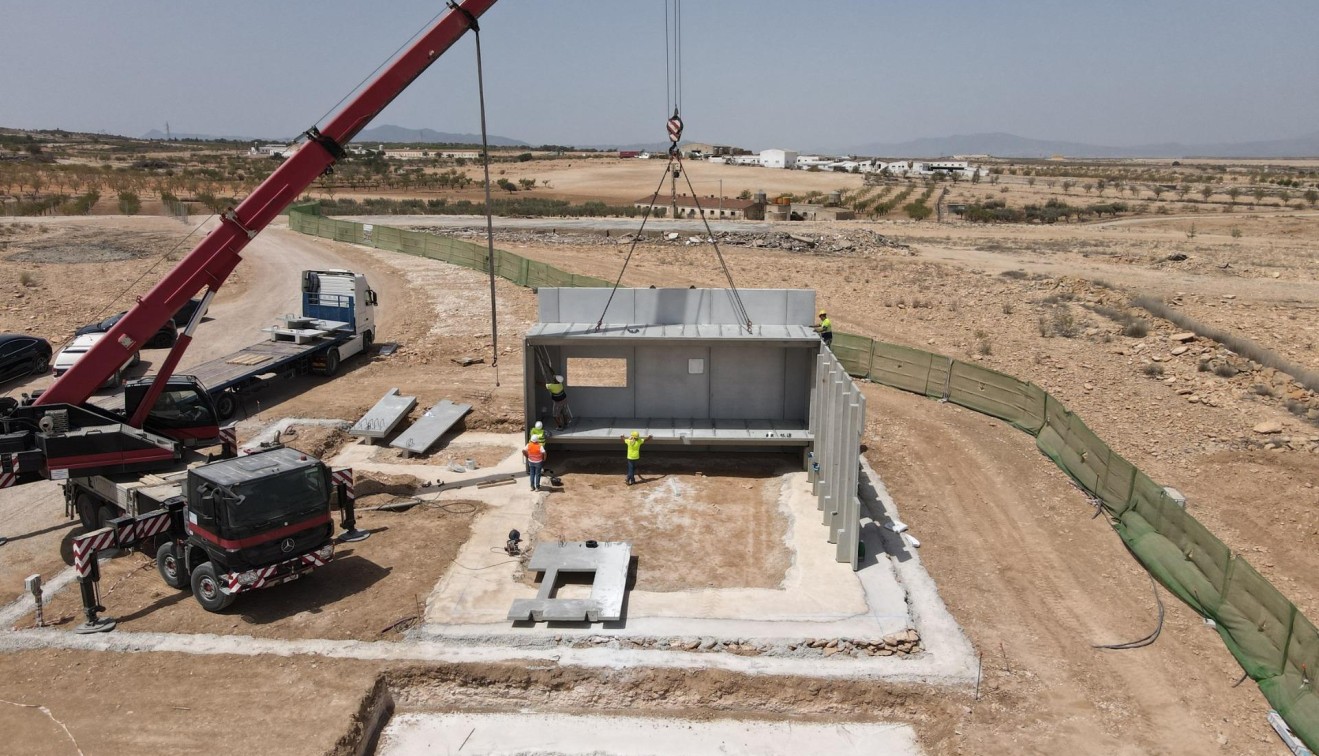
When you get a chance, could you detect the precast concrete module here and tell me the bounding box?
[524,288,821,452]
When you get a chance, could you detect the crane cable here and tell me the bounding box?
[595,0,752,332]
[450,1,500,386]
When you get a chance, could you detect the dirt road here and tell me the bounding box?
[864,384,1277,754]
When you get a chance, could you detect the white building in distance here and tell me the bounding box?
[759,149,799,169]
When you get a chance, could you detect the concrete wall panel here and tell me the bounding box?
[710,345,785,420]
[635,346,710,418]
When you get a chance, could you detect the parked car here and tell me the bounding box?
[170,297,205,328]
[76,312,177,349]
[74,298,206,351]
[0,333,52,384]
[54,333,139,389]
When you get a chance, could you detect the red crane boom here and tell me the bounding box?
[37,0,497,410]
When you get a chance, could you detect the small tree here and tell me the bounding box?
[1151,185,1165,200]
[1200,186,1213,201]
[1061,179,1074,194]
[518,178,535,190]
[496,177,517,193]
[118,190,141,215]
[1227,186,1241,202]
[1305,188,1319,207]
[1252,187,1266,204]
[903,201,933,220]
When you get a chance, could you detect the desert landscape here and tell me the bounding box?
[2,1,1318,751]
[1,141,1316,753]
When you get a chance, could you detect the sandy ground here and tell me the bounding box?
[20,501,481,642]
[532,454,795,593]
[1,155,1317,753]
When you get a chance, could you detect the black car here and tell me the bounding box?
[0,333,53,384]
[171,298,205,328]
[73,299,205,350]
[76,311,177,349]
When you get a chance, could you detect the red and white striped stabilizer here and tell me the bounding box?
[332,468,354,502]
[72,528,117,578]
[0,452,19,488]
[113,510,173,548]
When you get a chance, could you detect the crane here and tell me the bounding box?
[0,0,498,482]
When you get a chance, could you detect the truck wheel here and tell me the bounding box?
[362,330,374,353]
[156,542,189,589]
[317,348,341,377]
[96,505,117,531]
[75,493,98,530]
[190,562,235,612]
[213,391,237,419]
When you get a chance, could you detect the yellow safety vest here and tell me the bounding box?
[624,437,645,460]
[529,428,546,445]
[818,317,832,334]
[546,382,566,399]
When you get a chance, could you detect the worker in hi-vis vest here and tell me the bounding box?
[815,310,833,348]
[546,374,569,429]
[620,430,653,486]
[523,439,546,491]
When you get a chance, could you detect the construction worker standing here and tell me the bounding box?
[546,374,569,430]
[815,310,833,348]
[529,420,547,446]
[619,430,653,486]
[523,438,546,491]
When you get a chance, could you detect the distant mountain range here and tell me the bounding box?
[139,124,528,147]
[352,125,528,147]
[129,126,1319,158]
[847,131,1319,159]
[141,129,277,142]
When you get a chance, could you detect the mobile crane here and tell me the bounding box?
[0,0,499,621]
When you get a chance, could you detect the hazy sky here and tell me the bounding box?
[3,1,1317,152]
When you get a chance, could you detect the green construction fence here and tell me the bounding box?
[288,204,1317,749]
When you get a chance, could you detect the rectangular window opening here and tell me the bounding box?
[565,357,629,388]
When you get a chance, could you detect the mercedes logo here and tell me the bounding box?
[280,538,295,554]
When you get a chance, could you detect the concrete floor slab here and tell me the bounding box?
[508,541,631,622]
[416,460,906,640]
[376,712,921,756]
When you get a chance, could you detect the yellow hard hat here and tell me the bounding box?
[818,310,826,317]
[631,431,640,438]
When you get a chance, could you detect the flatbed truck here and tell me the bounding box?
[96,269,377,420]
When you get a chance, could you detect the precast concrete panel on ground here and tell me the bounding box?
[389,399,472,457]
[349,388,417,443]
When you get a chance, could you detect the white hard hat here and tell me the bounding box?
[534,421,543,430]
[555,375,563,383]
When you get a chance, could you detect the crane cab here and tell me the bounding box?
[123,376,220,445]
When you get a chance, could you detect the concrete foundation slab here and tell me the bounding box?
[377,712,920,755]
[349,388,417,443]
[390,399,472,456]
[508,541,631,623]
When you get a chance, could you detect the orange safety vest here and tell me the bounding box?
[525,441,545,464]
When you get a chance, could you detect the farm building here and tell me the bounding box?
[633,193,766,220]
